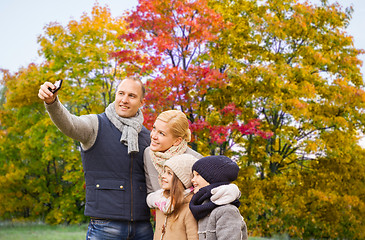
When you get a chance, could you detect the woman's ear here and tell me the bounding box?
[172,137,183,146]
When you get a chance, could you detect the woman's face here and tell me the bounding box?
[161,166,174,190]
[191,170,209,194]
[150,119,182,152]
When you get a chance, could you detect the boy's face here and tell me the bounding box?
[191,170,209,194]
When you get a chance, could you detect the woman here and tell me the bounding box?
[144,110,202,193]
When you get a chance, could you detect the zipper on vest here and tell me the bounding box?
[130,154,134,221]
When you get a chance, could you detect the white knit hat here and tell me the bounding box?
[164,154,198,189]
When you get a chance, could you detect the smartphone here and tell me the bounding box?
[48,79,63,93]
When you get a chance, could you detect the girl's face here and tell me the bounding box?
[191,170,209,194]
[150,119,182,152]
[161,166,174,190]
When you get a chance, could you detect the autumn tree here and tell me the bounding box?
[209,0,365,238]
[114,0,270,156]
[211,0,365,175]
[0,4,132,223]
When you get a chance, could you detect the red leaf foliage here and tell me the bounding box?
[115,0,271,151]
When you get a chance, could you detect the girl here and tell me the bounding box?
[147,154,199,240]
[190,155,248,240]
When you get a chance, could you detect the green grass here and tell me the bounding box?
[0,222,289,240]
[0,222,87,240]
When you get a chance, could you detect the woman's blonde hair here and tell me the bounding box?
[156,110,191,142]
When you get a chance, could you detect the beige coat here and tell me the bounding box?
[154,194,198,240]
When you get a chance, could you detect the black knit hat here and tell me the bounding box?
[192,155,239,184]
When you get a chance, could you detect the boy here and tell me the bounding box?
[190,155,248,240]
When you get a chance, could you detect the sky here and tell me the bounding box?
[0,0,364,75]
[0,0,138,73]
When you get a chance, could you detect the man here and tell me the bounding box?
[38,77,153,239]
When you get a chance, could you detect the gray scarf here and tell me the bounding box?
[105,102,144,154]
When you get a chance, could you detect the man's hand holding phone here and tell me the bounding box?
[38,80,63,105]
[48,79,63,93]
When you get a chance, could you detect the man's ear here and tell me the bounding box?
[140,98,146,106]
[172,137,183,146]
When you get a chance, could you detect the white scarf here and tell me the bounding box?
[105,102,144,154]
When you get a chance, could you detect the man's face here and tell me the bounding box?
[114,79,144,118]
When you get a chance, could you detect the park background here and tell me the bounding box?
[1,0,365,239]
